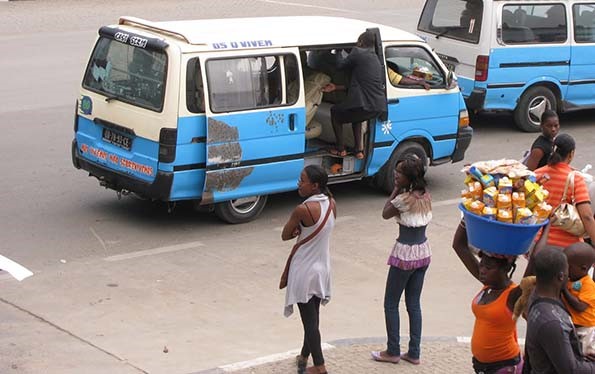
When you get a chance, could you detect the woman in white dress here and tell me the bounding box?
[282,165,336,374]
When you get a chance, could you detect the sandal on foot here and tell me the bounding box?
[329,148,347,157]
[354,150,365,159]
[401,353,420,365]
[305,366,327,374]
[371,350,400,364]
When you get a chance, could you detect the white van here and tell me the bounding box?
[418,0,595,132]
[72,16,472,223]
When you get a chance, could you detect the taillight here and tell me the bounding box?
[459,109,470,128]
[74,99,79,132]
[159,128,177,163]
[475,55,489,82]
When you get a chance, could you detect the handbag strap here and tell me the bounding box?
[561,171,576,204]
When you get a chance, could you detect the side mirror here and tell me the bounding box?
[446,69,457,90]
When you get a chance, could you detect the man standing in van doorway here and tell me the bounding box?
[322,30,387,160]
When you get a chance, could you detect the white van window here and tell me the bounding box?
[385,46,445,88]
[418,0,483,44]
[573,4,595,43]
[207,54,298,113]
[83,37,167,112]
[186,58,204,113]
[502,4,567,44]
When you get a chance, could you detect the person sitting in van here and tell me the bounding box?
[387,62,430,90]
[524,110,560,171]
[322,30,387,160]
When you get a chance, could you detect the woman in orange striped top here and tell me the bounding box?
[452,222,523,373]
[535,133,595,248]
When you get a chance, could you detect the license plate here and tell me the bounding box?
[102,128,131,150]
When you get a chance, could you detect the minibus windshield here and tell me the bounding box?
[418,0,483,44]
[83,37,167,112]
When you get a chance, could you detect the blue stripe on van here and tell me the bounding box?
[167,115,207,200]
[480,46,570,110]
[75,117,158,183]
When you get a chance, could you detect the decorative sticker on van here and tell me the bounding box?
[381,120,393,135]
[79,95,93,115]
[79,143,154,176]
[211,40,273,50]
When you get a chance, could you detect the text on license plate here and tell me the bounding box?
[102,128,131,150]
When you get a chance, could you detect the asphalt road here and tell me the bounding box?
[0,1,594,373]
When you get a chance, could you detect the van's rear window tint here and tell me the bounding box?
[418,0,483,44]
[83,37,167,112]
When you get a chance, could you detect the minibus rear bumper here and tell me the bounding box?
[465,88,486,112]
[71,139,173,200]
[452,126,473,163]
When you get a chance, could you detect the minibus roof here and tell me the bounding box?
[118,16,422,49]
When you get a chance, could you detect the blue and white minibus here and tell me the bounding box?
[72,16,472,223]
[418,0,595,132]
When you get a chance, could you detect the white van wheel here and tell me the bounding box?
[214,195,268,224]
[514,86,557,132]
[378,142,428,194]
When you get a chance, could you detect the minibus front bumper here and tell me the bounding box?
[452,126,473,163]
[71,139,173,200]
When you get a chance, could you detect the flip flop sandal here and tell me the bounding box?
[329,148,347,157]
[401,353,421,365]
[371,350,400,364]
[354,150,365,159]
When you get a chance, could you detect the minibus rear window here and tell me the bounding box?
[83,37,167,112]
[418,0,483,44]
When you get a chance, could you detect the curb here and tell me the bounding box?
[191,336,466,374]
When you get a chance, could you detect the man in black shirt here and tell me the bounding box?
[524,110,559,171]
[524,246,595,373]
[322,30,387,160]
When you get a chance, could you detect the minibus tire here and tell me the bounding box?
[214,195,268,224]
[381,142,428,194]
[514,86,557,133]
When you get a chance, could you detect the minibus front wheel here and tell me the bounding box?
[514,86,557,132]
[214,195,268,224]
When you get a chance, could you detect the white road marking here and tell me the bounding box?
[0,255,33,281]
[89,227,108,254]
[219,343,335,372]
[103,241,205,262]
[256,0,358,13]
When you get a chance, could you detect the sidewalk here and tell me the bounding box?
[197,337,474,374]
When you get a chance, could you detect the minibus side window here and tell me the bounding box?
[186,58,205,113]
[418,0,483,44]
[502,4,567,44]
[207,55,293,113]
[385,47,445,89]
[573,4,595,43]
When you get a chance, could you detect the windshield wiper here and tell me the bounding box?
[104,93,122,103]
[435,29,452,39]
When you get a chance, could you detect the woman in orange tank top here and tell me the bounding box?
[453,221,523,374]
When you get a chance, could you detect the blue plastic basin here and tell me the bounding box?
[459,204,548,255]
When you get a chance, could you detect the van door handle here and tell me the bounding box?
[289,113,296,131]
[387,98,400,104]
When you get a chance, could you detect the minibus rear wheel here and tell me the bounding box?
[514,86,557,132]
[379,141,428,194]
[214,195,268,224]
